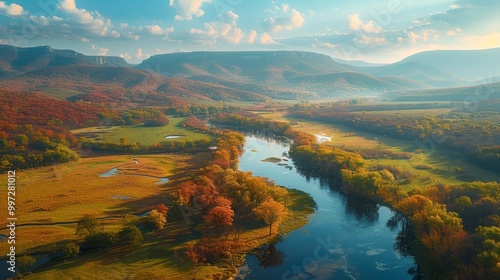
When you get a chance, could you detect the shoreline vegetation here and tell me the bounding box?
[1,104,498,279]
[0,116,317,280]
[210,112,500,280]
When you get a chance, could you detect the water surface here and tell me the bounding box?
[237,135,415,280]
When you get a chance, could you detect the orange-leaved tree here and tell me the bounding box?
[253,197,287,235]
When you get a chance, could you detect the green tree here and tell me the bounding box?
[117,226,143,247]
[76,215,103,238]
[17,255,36,275]
[13,134,28,146]
[63,242,80,258]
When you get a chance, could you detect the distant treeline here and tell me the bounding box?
[289,106,500,173]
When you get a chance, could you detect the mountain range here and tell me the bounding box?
[1,44,499,102]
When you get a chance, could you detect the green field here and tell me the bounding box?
[71,117,212,146]
[257,111,500,190]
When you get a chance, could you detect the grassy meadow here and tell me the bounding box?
[71,116,212,146]
[256,111,500,190]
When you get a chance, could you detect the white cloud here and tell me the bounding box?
[58,0,118,38]
[91,44,109,55]
[141,25,174,36]
[354,34,387,46]
[222,11,238,24]
[248,30,257,44]
[262,4,305,33]
[407,29,439,44]
[260,32,277,45]
[169,0,212,21]
[446,28,462,36]
[0,1,24,16]
[317,41,338,49]
[124,32,140,40]
[461,32,500,49]
[119,23,128,29]
[348,14,381,34]
[136,48,144,59]
[120,52,132,60]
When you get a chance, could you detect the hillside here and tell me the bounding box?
[137,51,432,96]
[385,82,500,102]
[398,48,500,81]
[0,64,269,102]
[0,45,128,78]
[354,61,464,87]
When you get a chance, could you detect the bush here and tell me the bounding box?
[81,232,116,250]
[117,226,143,248]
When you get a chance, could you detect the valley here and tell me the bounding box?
[0,44,499,280]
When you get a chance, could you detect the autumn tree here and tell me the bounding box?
[185,244,206,278]
[253,198,287,235]
[204,205,234,236]
[156,203,168,215]
[76,214,103,238]
[149,209,167,230]
[177,180,197,211]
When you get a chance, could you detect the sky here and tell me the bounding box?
[0,0,499,64]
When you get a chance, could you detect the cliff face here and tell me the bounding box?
[0,45,129,76]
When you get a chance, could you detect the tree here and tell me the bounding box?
[118,226,143,247]
[204,205,234,235]
[76,215,103,238]
[17,255,36,275]
[13,134,28,147]
[149,209,167,230]
[253,198,287,235]
[82,232,116,250]
[156,203,168,215]
[63,242,80,259]
[185,244,205,279]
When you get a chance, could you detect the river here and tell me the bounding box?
[236,135,417,280]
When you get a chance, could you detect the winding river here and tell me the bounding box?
[236,135,417,280]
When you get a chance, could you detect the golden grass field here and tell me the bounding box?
[0,150,315,279]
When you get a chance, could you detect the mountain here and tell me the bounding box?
[0,64,269,102]
[0,45,129,78]
[333,58,387,68]
[136,51,354,83]
[398,48,500,82]
[0,45,273,102]
[136,51,432,96]
[385,82,500,102]
[353,61,464,88]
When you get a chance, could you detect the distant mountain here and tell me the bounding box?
[333,58,387,68]
[136,51,431,96]
[287,72,426,93]
[398,48,500,82]
[385,82,500,102]
[137,51,353,83]
[0,45,129,78]
[353,61,465,88]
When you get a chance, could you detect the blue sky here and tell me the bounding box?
[0,0,499,63]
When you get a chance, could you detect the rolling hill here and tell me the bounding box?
[0,45,129,78]
[398,48,500,82]
[385,82,500,102]
[353,61,465,87]
[136,51,354,83]
[136,51,434,96]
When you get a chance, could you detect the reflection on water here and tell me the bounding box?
[237,135,419,280]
